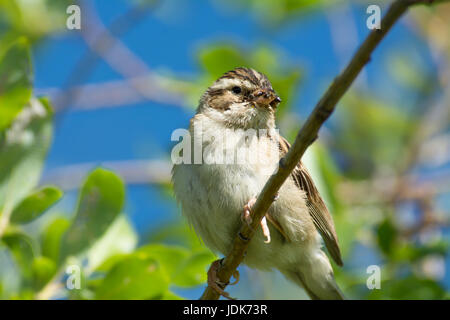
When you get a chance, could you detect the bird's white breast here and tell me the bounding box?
[172,114,315,269]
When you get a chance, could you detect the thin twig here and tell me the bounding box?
[36,75,189,111]
[53,0,159,115]
[200,0,448,300]
[40,160,171,191]
[79,1,183,106]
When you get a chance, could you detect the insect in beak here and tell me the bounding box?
[270,96,282,109]
[251,89,281,109]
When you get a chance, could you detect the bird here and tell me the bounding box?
[171,67,344,300]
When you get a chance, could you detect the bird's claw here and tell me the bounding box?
[207,259,237,300]
[242,197,271,243]
[242,198,256,227]
[261,216,271,243]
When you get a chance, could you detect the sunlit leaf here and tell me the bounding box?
[135,244,189,279]
[95,244,214,290]
[147,222,205,250]
[172,251,216,287]
[0,37,32,131]
[10,186,62,224]
[0,98,53,212]
[0,246,21,299]
[95,255,169,300]
[0,0,75,41]
[41,217,70,264]
[160,290,184,300]
[1,229,35,279]
[94,253,129,273]
[31,256,56,291]
[198,46,247,79]
[10,289,34,300]
[86,214,138,272]
[60,168,125,261]
[221,0,334,25]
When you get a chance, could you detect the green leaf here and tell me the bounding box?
[60,168,125,261]
[198,45,247,79]
[172,251,216,287]
[313,144,342,209]
[10,186,63,224]
[388,52,431,92]
[367,276,446,300]
[95,255,169,300]
[135,244,190,279]
[222,0,330,26]
[31,256,56,290]
[377,218,398,256]
[0,98,53,212]
[97,244,215,289]
[1,229,35,279]
[0,37,33,131]
[0,1,76,42]
[147,222,206,250]
[41,217,70,263]
[86,214,137,272]
[10,289,34,300]
[393,240,450,263]
[0,245,21,299]
[94,253,129,273]
[161,290,184,300]
[336,93,416,176]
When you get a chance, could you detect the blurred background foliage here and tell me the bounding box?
[0,0,449,300]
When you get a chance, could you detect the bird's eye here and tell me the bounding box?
[231,86,242,94]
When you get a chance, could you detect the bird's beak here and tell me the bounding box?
[251,89,281,109]
[271,95,282,108]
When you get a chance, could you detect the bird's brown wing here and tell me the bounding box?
[277,135,343,266]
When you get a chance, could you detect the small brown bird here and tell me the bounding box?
[172,67,344,299]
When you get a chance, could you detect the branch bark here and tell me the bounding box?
[200,0,448,300]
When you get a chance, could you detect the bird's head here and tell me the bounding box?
[198,67,281,130]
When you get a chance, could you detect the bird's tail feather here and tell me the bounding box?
[280,251,345,300]
[282,269,345,300]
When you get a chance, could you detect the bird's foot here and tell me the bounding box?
[207,259,238,300]
[242,197,271,243]
[242,198,256,226]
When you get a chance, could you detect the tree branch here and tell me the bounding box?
[40,160,171,191]
[36,74,189,112]
[53,0,159,114]
[200,0,448,300]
